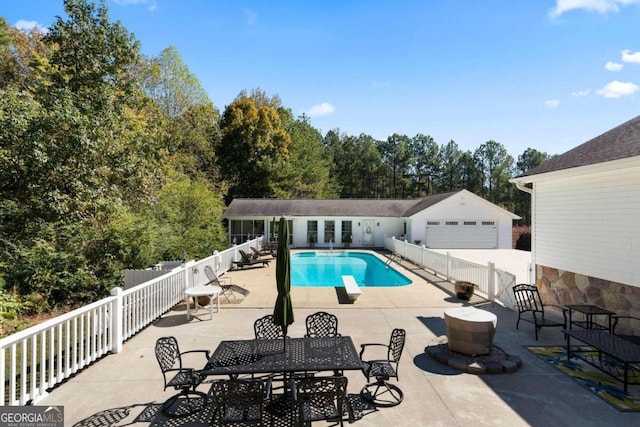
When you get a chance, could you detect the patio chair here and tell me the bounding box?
[209,378,270,426]
[154,336,210,417]
[251,246,275,259]
[360,328,406,407]
[512,283,567,340]
[203,265,250,303]
[304,311,341,338]
[233,250,271,269]
[613,315,640,345]
[291,375,349,426]
[254,314,285,340]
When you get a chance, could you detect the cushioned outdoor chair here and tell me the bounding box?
[254,314,285,340]
[203,265,250,303]
[155,336,210,417]
[512,283,567,340]
[360,328,406,407]
[209,379,270,426]
[291,375,349,426]
[304,311,341,338]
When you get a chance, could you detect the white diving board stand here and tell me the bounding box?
[341,275,361,301]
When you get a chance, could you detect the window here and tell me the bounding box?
[341,221,352,242]
[324,221,335,243]
[482,221,495,226]
[446,221,459,226]
[307,221,318,243]
[427,221,440,226]
[464,221,477,226]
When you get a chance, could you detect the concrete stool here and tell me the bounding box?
[444,306,497,355]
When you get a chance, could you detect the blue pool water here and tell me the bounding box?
[291,252,412,287]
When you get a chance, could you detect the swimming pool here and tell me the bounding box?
[291,251,412,287]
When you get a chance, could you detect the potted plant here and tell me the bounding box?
[308,232,317,248]
[343,233,352,249]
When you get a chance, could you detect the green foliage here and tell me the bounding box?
[0,289,30,337]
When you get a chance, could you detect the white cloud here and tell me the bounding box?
[605,61,623,71]
[112,0,157,12]
[14,20,46,32]
[596,80,639,98]
[549,0,640,18]
[545,99,560,108]
[571,89,591,96]
[621,49,640,63]
[306,102,335,117]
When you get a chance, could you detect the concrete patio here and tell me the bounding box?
[38,252,637,426]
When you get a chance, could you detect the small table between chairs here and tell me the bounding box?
[185,285,222,320]
[566,304,615,332]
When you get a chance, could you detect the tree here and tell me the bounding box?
[378,134,412,198]
[513,147,552,223]
[140,45,212,118]
[473,140,514,205]
[218,90,291,202]
[409,134,439,197]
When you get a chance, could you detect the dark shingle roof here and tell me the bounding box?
[223,192,459,218]
[522,115,640,177]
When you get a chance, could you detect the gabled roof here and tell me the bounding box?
[521,114,640,177]
[223,192,460,218]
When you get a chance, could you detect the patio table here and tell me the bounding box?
[201,336,363,376]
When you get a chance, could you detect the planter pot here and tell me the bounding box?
[454,281,476,300]
[344,242,350,249]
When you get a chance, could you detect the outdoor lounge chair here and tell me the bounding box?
[203,265,250,303]
[360,328,406,407]
[250,246,275,259]
[155,336,210,417]
[233,250,271,269]
[512,283,567,340]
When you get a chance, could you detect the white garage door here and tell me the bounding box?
[425,220,497,249]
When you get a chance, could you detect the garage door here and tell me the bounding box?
[425,220,497,249]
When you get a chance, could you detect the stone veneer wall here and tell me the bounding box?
[536,265,640,334]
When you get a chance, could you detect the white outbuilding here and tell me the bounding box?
[223,189,520,250]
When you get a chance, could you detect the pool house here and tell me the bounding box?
[223,190,520,250]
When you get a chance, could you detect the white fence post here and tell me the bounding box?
[110,287,123,354]
[446,251,451,281]
[488,262,496,302]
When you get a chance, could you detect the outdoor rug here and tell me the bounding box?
[527,346,640,412]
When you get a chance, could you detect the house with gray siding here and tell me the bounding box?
[223,189,519,250]
[511,114,640,317]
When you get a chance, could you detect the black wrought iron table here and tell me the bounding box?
[201,336,363,426]
[566,304,615,332]
[565,329,640,394]
[201,336,363,376]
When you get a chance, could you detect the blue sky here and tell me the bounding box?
[2,0,640,157]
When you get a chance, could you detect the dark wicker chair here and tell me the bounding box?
[154,336,210,417]
[360,328,406,407]
[304,311,341,338]
[254,314,285,340]
[210,379,269,426]
[512,283,567,340]
[291,375,349,426]
[613,315,640,345]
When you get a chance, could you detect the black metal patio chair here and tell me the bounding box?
[360,328,406,407]
[291,375,349,426]
[254,314,286,340]
[613,314,640,345]
[512,283,567,340]
[209,378,270,426]
[304,311,341,338]
[154,336,210,417]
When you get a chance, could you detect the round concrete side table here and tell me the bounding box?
[444,306,497,356]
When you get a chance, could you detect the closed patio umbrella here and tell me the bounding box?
[273,217,294,352]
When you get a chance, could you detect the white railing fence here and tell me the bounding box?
[385,236,518,309]
[0,238,263,406]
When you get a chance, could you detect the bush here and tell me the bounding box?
[513,225,531,251]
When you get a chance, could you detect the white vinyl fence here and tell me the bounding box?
[385,236,518,308]
[0,238,262,406]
